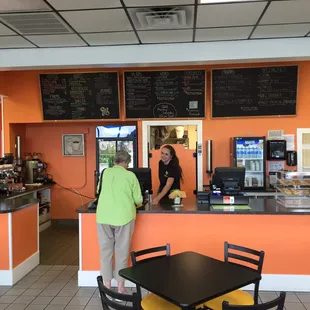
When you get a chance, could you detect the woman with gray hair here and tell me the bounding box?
[96,150,143,294]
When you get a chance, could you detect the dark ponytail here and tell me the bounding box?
[162,145,183,182]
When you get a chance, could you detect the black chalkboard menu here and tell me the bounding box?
[212,66,298,118]
[124,70,205,119]
[40,72,120,120]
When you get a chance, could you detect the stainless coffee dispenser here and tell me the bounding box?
[25,161,39,184]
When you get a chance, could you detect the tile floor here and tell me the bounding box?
[39,225,78,266]
[0,265,308,310]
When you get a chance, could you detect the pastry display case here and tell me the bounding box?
[276,171,310,208]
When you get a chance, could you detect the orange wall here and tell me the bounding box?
[10,124,26,156]
[2,62,310,218]
[0,72,7,156]
[0,72,7,95]
[25,121,138,218]
[82,213,310,275]
[26,123,96,218]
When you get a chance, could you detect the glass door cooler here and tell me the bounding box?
[231,136,266,190]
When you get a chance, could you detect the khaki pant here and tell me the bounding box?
[97,220,135,282]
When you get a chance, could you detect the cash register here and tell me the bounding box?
[198,167,249,205]
[128,168,152,205]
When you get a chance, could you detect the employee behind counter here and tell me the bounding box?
[152,145,183,205]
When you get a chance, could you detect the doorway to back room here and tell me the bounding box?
[142,120,203,198]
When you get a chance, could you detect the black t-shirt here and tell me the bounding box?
[158,160,181,198]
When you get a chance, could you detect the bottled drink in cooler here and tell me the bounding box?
[240,146,244,159]
[236,145,241,158]
[244,146,249,158]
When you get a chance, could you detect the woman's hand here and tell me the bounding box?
[152,196,160,205]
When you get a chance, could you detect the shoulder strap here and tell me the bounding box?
[97,169,106,197]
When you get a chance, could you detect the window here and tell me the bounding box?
[96,126,136,138]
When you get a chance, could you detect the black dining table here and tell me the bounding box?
[119,251,261,310]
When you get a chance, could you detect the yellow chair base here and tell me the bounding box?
[204,290,254,310]
[141,293,204,310]
[142,293,179,310]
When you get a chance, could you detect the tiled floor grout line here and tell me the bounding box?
[3,265,83,310]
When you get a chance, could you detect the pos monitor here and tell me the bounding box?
[128,168,152,195]
[212,167,245,194]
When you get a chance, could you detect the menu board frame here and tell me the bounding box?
[211,65,299,119]
[39,71,121,121]
[123,69,206,120]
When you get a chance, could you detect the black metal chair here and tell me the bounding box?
[130,244,179,310]
[222,292,286,310]
[97,276,140,310]
[204,241,265,310]
[131,244,171,265]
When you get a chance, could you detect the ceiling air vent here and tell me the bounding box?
[135,7,188,30]
[0,12,72,35]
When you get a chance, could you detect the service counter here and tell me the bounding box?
[77,197,310,291]
[0,185,52,285]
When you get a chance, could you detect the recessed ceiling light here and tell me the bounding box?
[200,0,261,3]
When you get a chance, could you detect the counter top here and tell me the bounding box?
[0,184,53,201]
[0,184,52,213]
[0,198,39,213]
[76,197,310,215]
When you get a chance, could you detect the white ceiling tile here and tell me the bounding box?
[60,9,132,32]
[195,26,253,41]
[138,29,192,43]
[0,23,15,35]
[46,0,122,10]
[25,34,87,47]
[197,2,267,27]
[0,0,50,12]
[124,0,194,7]
[0,36,35,48]
[260,0,310,24]
[82,32,138,45]
[128,6,194,30]
[252,24,310,39]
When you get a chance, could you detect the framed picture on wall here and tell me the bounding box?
[62,134,85,157]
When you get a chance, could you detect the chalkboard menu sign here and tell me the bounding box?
[124,70,205,119]
[40,72,120,120]
[212,66,298,118]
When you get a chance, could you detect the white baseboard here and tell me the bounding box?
[78,271,310,291]
[0,270,12,286]
[39,220,51,232]
[0,251,40,286]
[261,275,310,292]
[78,271,135,288]
[228,274,310,292]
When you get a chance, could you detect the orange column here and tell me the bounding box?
[12,204,38,268]
[0,213,9,270]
